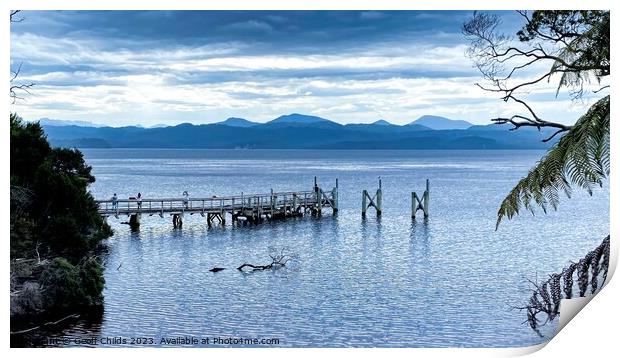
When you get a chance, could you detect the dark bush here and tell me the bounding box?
[78,257,105,306]
[10,113,112,319]
[39,258,83,311]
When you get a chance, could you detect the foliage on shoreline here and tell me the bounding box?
[10,113,112,321]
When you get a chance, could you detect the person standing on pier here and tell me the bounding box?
[137,192,142,210]
[111,193,118,210]
[183,191,189,209]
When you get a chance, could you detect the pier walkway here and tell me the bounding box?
[96,179,338,230]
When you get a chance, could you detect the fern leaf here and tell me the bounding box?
[496,95,609,229]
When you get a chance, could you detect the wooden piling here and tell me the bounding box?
[172,213,182,229]
[411,179,430,219]
[376,178,382,216]
[332,178,339,213]
[270,188,275,219]
[303,192,308,214]
[314,178,322,216]
[362,189,367,218]
[129,213,140,231]
[207,212,225,227]
[423,179,430,218]
[314,176,318,202]
[362,179,382,218]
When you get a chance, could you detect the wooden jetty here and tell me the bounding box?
[96,178,338,230]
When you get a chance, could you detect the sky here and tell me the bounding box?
[9,10,602,127]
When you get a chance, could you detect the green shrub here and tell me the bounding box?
[78,257,105,306]
[10,113,112,318]
[39,258,83,311]
[39,257,106,311]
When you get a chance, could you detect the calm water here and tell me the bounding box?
[36,149,610,347]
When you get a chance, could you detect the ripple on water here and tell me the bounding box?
[42,149,609,348]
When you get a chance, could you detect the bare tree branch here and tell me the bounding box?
[461,11,611,141]
[10,59,35,104]
[464,12,609,84]
[593,85,610,94]
[541,128,568,142]
[237,247,297,272]
[10,10,24,23]
[10,83,35,104]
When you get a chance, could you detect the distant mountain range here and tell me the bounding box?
[37,114,560,150]
[372,119,392,126]
[37,114,470,129]
[409,115,473,130]
[38,118,109,128]
[218,117,256,127]
[269,113,329,125]
[39,118,167,128]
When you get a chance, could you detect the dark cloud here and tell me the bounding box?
[13,10,558,126]
[162,68,478,86]
[13,10,488,51]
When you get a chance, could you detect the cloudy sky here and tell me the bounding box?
[9,10,598,127]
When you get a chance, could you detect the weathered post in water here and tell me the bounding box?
[332,178,339,213]
[411,179,430,219]
[361,178,382,218]
[270,188,275,219]
[362,189,368,218]
[292,193,298,215]
[129,213,140,231]
[423,179,430,217]
[314,177,322,216]
[376,178,382,216]
[172,213,183,229]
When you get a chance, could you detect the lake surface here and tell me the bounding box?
[34,149,610,347]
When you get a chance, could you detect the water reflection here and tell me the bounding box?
[12,306,104,348]
[410,218,431,257]
[21,149,609,348]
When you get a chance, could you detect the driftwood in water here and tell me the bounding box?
[237,262,285,271]
[10,313,80,335]
[237,247,297,272]
[206,248,297,273]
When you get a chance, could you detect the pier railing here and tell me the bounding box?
[96,190,326,217]
[94,177,349,230]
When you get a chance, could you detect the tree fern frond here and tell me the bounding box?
[496,95,609,229]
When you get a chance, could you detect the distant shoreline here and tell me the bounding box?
[41,115,561,151]
[76,147,549,151]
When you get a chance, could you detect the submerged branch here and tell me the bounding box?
[10,313,80,335]
[237,247,297,272]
